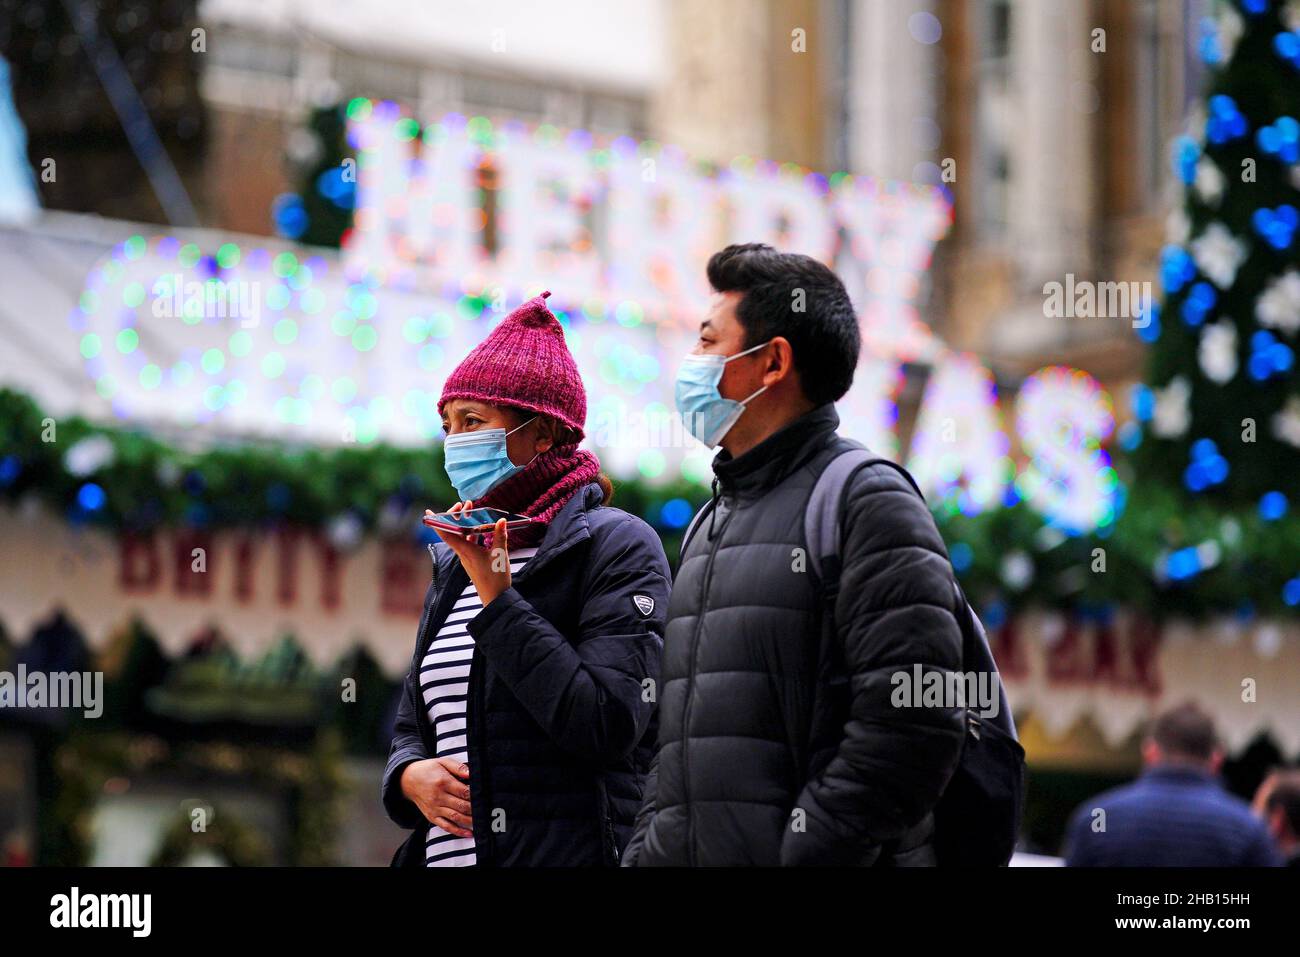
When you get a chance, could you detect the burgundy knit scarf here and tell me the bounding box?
[475,443,602,549]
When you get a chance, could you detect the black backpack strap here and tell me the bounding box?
[804,445,1018,737]
[800,442,904,862]
[950,577,1017,740]
[837,457,1018,741]
[804,442,921,595]
[804,442,869,593]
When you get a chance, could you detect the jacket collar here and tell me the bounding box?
[1141,764,1219,787]
[712,403,840,501]
[430,482,601,581]
[514,481,601,580]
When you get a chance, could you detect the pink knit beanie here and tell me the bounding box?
[438,291,587,439]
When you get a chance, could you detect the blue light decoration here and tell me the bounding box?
[1251,203,1298,249]
[1165,546,1204,581]
[1131,383,1155,422]
[1184,438,1229,492]
[1259,490,1289,520]
[181,469,205,496]
[1198,17,1223,65]
[1256,116,1299,163]
[1117,420,1143,451]
[0,454,19,487]
[949,542,974,573]
[981,600,1009,631]
[658,497,693,529]
[271,192,309,240]
[1275,30,1300,69]
[1160,246,1196,294]
[1076,602,1117,626]
[315,167,356,210]
[1172,136,1200,184]
[1135,300,1161,343]
[1206,95,1248,144]
[1284,576,1300,607]
[76,482,106,511]
[1180,281,1217,327]
[1249,330,1294,380]
[266,481,292,512]
[1240,0,1269,16]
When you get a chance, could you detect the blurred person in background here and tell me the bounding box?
[1253,769,1300,869]
[623,244,967,867]
[382,292,671,867]
[1064,702,1282,867]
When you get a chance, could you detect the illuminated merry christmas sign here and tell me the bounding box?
[343,104,1119,532]
[68,103,1120,533]
[343,102,953,358]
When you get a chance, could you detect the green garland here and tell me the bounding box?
[2,386,1297,618]
[49,728,347,867]
[0,387,454,529]
[931,475,1300,620]
[0,386,702,537]
[150,803,274,867]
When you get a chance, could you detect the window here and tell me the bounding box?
[1135,0,1198,208]
[974,0,1014,239]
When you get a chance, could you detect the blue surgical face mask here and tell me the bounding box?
[443,416,539,501]
[674,340,771,447]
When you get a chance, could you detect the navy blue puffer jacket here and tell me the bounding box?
[383,482,670,866]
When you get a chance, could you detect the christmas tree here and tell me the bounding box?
[273,102,355,248]
[1129,0,1300,608]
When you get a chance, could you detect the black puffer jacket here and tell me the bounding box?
[383,483,670,866]
[623,404,966,866]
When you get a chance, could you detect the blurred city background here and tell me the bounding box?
[0,0,1297,866]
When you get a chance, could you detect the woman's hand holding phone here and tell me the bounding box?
[427,500,512,606]
[400,757,473,838]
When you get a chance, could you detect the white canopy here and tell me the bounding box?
[3,503,1297,756]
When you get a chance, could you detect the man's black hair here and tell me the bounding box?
[705,243,860,406]
[1150,701,1218,762]
[1265,771,1300,837]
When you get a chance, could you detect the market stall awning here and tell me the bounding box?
[3,504,1298,755]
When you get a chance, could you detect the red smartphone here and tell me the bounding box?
[422,507,535,535]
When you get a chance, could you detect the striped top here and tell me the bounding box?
[420,546,538,867]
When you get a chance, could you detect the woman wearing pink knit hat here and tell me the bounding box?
[383,291,671,867]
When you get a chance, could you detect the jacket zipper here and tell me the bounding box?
[681,495,735,867]
[407,546,442,755]
[595,775,619,865]
[467,644,491,865]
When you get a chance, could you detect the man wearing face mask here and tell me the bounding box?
[382,291,671,867]
[623,243,968,867]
